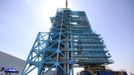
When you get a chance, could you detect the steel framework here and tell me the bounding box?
[22,8,112,75]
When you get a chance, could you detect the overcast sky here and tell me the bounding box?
[0,0,134,74]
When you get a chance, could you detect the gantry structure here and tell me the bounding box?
[22,1,113,75]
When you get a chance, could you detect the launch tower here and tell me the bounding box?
[22,1,113,75]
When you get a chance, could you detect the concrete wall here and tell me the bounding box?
[0,51,25,75]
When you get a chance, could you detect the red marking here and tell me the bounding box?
[130,73,134,75]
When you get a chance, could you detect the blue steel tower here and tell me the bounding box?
[22,1,113,75]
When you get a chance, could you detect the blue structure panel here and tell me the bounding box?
[97,71,113,75]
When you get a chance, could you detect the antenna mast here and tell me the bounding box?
[66,0,68,9]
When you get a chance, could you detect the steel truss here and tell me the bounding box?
[22,8,112,75]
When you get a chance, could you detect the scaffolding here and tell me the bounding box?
[21,8,112,75]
